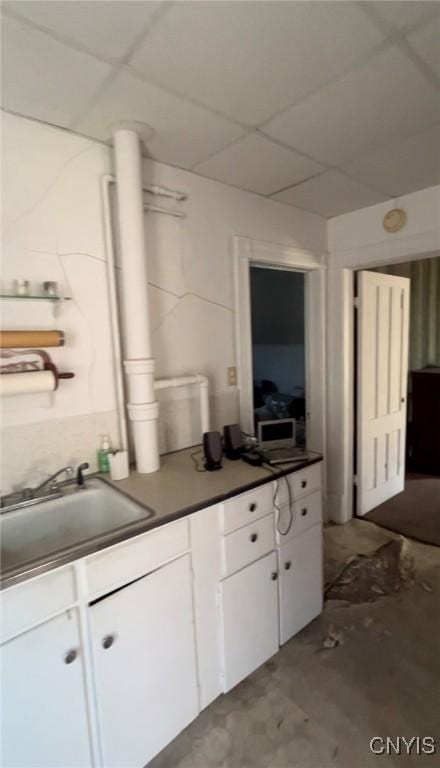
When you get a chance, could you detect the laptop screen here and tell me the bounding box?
[258,418,296,449]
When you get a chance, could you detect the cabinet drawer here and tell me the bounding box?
[0,565,76,643]
[276,490,322,545]
[86,518,189,598]
[275,462,322,508]
[221,514,274,577]
[221,484,274,533]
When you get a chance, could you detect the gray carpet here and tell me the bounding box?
[365,473,440,547]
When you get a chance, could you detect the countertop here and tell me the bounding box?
[1,447,322,588]
[108,446,322,526]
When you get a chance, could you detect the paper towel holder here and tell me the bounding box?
[0,348,74,396]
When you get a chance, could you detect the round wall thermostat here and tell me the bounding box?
[383,208,406,233]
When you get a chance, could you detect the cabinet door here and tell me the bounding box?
[91,554,198,768]
[1,610,92,768]
[219,551,279,692]
[278,524,323,645]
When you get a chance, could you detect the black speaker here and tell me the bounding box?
[203,431,223,471]
[223,424,244,460]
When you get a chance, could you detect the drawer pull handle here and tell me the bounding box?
[271,571,278,581]
[284,561,292,570]
[301,508,308,516]
[102,634,116,650]
[250,533,258,543]
[301,480,307,489]
[64,648,78,665]
[249,502,257,512]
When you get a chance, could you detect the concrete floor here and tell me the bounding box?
[149,520,440,768]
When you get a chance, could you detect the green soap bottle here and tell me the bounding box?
[97,434,112,473]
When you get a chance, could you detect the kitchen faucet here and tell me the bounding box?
[1,463,84,513]
[33,466,74,493]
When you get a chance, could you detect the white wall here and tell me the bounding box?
[328,185,440,266]
[1,113,118,492]
[1,111,326,492]
[326,185,440,523]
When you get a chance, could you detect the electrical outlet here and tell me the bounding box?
[227,366,237,386]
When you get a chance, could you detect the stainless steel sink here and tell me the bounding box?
[1,479,154,582]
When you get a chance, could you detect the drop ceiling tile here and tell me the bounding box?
[344,124,440,196]
[264,46,440,166]
[1,15,111,128]
[408,16,440,76]
[3,0,161,61]
[129,0,384,126]
[367,1,437,31]
[193,134,324,196]
[76,71,245,169]
[273,171,389,218]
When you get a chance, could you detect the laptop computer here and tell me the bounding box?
[256,418,307,465]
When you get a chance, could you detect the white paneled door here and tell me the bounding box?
[357,271,410,516]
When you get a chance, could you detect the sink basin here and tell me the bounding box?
[1,479,154,580]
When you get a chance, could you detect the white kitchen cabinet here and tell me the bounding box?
[219,551,279,692]
[278,523,323,645]
[1,610,92,768]
[90,554,199,768]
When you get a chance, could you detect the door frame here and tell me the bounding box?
[327,241,438,524]
[232,235,326,459]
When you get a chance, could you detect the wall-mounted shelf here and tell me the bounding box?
[0,294,71,302]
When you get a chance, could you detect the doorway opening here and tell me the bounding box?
[249,266,306,447]
[355,255,440,546]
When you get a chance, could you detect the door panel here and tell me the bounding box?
[278,524,323,645]
[91,554,198,768]
[219,551,279,692]
[357,271,410,515]
[1,611,92,768]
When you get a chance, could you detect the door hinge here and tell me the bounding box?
[353,474,358,486]
[353,297,359,309]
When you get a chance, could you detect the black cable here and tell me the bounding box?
[190,449,206,473]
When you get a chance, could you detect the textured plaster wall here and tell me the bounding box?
[1,111,326,492]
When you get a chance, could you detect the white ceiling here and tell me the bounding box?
[1,0,440,218]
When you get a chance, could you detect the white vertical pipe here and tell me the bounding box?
[101,174,128,452]
[113,128,159,473]
[198,375,210,433]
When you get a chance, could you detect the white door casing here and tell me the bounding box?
[232,236,325,454]
[357,271,410,516]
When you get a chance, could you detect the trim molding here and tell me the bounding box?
[231,235,327,513]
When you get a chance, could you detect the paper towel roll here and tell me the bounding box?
[0,369,57,396]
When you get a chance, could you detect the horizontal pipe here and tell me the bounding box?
[145,184,187,201]
[144,204,186,219]
[105,175,186,202]
[154,374,210,433]
[154,374,208,390]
